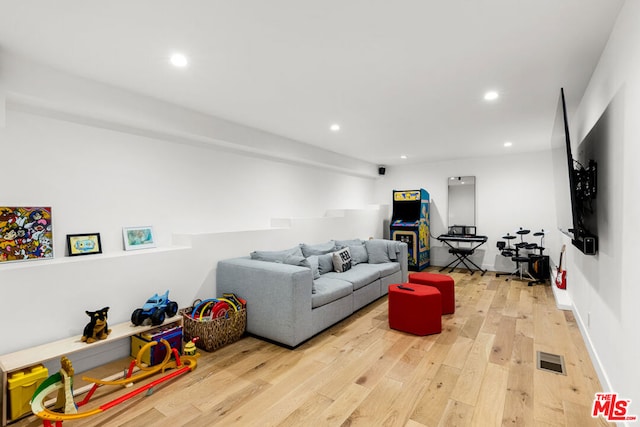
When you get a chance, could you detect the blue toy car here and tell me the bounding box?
[131,290,179,326]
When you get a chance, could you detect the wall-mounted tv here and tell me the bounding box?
[551,88,598,255]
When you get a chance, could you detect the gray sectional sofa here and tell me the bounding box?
[216,239,408,347]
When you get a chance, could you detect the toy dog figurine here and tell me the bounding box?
[81,307,112,343]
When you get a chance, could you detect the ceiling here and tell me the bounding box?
[0,1,624,166]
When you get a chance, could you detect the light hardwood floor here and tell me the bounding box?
[13,269,611,426]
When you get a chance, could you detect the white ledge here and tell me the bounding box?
[0,245,191,271]
[550,267,572,310]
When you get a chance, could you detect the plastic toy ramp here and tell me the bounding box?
[31,367,192,423]
[82,339,197,386]
[82,340,173,386]
[82,357,197,386]
[30,373,102,421]
[30,341,199,426]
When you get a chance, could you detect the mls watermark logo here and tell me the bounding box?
[592,393,637,422]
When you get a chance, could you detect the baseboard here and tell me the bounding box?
[571,304,614,403]
[547,271,613,412]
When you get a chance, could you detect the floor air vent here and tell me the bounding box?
[536,351,566,375]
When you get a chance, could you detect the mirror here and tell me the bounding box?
[448,176,476,228]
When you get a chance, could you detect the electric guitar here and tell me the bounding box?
[555,244,567,289]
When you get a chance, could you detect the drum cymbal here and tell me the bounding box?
[533,230,545,236]
[516,242,528,248]
[516,228,530,235]
[502,235,516,240]
[525,243,538,249]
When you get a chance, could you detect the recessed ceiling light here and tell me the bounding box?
[484,90,499,101]
[504,141,513,147]
[400,155,407,159]
[170,53,188,67]
[330,124,340,132]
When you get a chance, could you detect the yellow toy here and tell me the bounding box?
[183,337,199,356]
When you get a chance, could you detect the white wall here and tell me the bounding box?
[564,0,640,412]
[0,110,376,251]
[3,10,637,409]
[374,151,559,272]
[0,54,382,356]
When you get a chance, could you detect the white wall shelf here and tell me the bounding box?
[0,246,191,272]
[550,267,572,311]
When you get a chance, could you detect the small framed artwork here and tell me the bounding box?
[1,206,54,263]
[123,226,156,251]
[67,233,102,256]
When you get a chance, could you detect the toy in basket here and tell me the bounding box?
[180,293,246,352]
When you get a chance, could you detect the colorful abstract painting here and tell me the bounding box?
[0,207,53,262]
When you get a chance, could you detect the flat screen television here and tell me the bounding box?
[551,88,598,255]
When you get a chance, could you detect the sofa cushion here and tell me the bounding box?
[285,256,328,295]
[283,255,308,267]
[323,264,380,291]
[335,239,364,247]
[332,247,352,272]
[335,239,368,266]
[306,255,321,281]
[364,261,400,278]
[317,253,334,275]
[365,239,401,264]
[348,244,369,265]
[250,245,303,262]
[301,241,336,257]
[312,277,352,308]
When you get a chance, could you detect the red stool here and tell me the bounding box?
[388,283,441,336]
[408,272,455,314]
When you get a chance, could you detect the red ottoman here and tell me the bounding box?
[408,272,456,314]
[388,283,442,336]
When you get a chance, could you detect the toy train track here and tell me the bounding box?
[30,340,198,426]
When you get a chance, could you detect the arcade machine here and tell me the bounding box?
[390,189,430,271]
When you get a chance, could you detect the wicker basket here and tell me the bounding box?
[180,307,246,352]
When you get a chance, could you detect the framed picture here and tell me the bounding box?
[123,226,156,251]
[67,233,102,256]
[0,206,53,263]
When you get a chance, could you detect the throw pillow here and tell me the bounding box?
[250,245,303,263]
[365,239,392,264]
[335,238,364,248]
[301,241,336,257]
[283,255,308,267]
[332,247,352,273]
[349,245,369,265]
[306,255,321,280]
[283,255,317,293]
[317,253,334,275]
